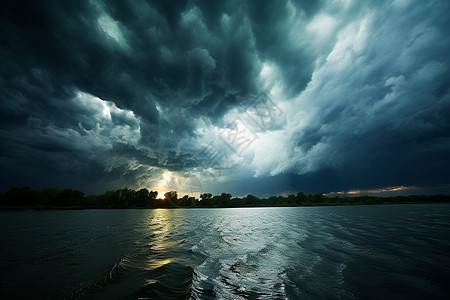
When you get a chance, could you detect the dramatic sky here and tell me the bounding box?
[1,0,450,197]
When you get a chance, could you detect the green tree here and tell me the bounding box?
[244,194,259,206]
[3,187,38,206]
[56,189,84,206]
[312,193,325,203]
[149,190,158,207]
[96,190,116,206]
[200,193,212,200]
[164,191,178,206]
[135,188,150,207]
[295,192,308,205]
[287,194,296,205]
[219,193,232,207]
[178,195,190,207]
[112,188,136,208]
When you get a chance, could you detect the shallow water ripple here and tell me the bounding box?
[1,204,449,299]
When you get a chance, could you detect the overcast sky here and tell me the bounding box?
[1,0,450,197]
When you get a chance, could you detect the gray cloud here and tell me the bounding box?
[1,0,449,195]
[250,0,450,192]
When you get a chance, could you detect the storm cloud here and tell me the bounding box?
[1,0,449,196]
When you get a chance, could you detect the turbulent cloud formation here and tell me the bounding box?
[251,0,450,188]
[1,0,449,196]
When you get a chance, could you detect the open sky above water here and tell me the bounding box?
[1,0,450,197]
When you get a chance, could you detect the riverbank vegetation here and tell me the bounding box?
[1,187,450,209]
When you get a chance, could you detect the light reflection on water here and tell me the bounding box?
[143,209,180,272]
[0,205,450,299]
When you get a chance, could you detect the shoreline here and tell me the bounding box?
[2,200,450,211]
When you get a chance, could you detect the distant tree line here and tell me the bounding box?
[0,187,450,209]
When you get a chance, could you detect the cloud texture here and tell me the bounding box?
[1,0,449,195]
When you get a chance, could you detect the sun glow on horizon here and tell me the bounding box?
[153,170,172,199]
[325,185,415,197]
[152,170,203,199]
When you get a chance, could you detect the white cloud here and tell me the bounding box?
[234,0,450,181]
[74,92,141,146]
[98,14,129,49]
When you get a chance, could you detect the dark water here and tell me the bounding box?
[1,204,450,299]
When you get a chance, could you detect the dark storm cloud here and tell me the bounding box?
[1,0,320,193]
[1,0,450,195]
[250,0,450,193]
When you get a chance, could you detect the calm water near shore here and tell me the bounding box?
[1,204,449,299]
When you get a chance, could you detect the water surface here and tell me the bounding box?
[1,204,449,299]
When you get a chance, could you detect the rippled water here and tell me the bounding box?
[1,204,450,299]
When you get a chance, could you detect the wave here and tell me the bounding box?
[2,205,450,299]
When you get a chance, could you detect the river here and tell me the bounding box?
[1,204,449,299]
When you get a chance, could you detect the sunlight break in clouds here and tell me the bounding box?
[1,0,449,196]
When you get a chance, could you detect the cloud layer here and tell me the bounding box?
[251,0,450,188]
[1,0,449,195]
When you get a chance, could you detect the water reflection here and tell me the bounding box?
[189,208,298,299]
[1,206,449,299]
[144,257,175,271]
[137,208,191,298]
[143,209,177,270]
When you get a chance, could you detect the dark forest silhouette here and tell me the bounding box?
[1,187,450,209]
